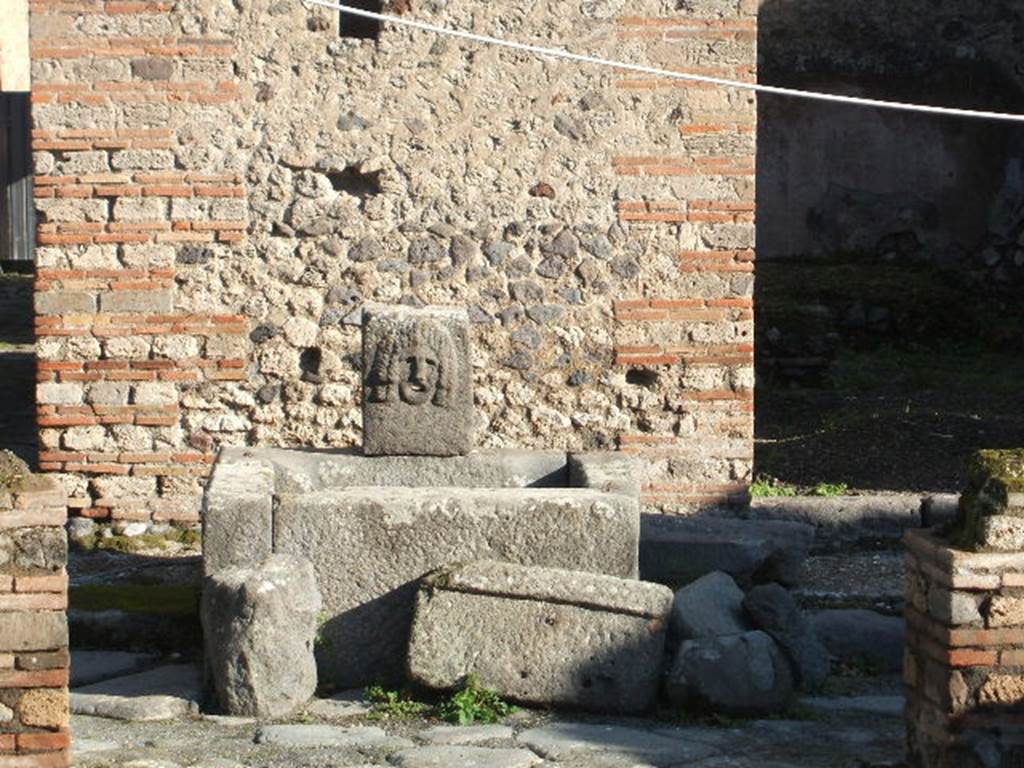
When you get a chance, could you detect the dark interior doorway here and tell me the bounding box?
[754,0,1024,494]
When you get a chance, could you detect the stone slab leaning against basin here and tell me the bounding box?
[407,560,674,714]
[202,448,641,689]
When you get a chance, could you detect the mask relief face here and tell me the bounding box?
[398,350,440,405]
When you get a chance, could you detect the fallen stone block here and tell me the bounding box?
[408,560,672,714]
[743,583,829,690]
[670,570,749,643]
[666,630,795,716]
[202,554,321,718]
[640,515,813,588]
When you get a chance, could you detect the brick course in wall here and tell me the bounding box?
[30,0,757,522]
[0,472,70,768]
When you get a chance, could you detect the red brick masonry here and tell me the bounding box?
[905,528,1024,768]
[0,476,70,768]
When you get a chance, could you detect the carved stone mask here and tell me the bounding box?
[397,349,440,405]
[366,318,457,407]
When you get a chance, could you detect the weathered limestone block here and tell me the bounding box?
[273,486,639,687]
[407,561,672,714]
[202,456,275,575]
[361,304,472,456]
[666,631,795,716]
[202,554,321,718]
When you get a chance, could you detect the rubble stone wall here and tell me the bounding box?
[0,471,70,767]
[30,0,757,522]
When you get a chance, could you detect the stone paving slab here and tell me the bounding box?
[801,694,904,717]
[254,724,414,750]
[302,690,373,720]
[71,650,162,688]
[71,664,203,721]
[68,684,905,768]
[418,724,514,745]
[516,723,722,762]
[390,745,542,768]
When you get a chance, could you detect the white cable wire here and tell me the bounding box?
[301,0,1024,124]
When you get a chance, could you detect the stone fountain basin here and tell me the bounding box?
[202,447,640,688]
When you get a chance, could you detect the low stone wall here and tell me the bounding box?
[0,462,70,767]
[905,528,1024,767]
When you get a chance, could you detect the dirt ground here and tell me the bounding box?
[755,344,1024,494]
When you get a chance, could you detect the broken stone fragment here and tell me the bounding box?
[666,630,795,716]
[669,571,749,644]
[742,583,830,691]
[202,554,321,718]
[407,560,672,714]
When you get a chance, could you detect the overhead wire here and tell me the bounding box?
[300,0,1024,124]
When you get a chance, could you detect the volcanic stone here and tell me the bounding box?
[202,554,321,717]
[407,560,671,714]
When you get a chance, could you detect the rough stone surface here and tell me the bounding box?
[669,571,749,643]
[667,631,796,716]
[18,688,68,728]
[751,496,921,544]
[31,0,757,525]
[71,664,202,721]
[274,487,639,687]
[515,723,719,763]
[390,746,541,768]
[811,609,904,672]
[201,456,275,575]
[568,453,642,497]
[202,554,321,718]
[254,724,413,750]
[212,446,570,495]
[742,584,829,691]
[640,515,814,588]
[303,690,372,720]
[362,304,472,456]
[408,560,671,714]
[0,610,67,651]
[418,725,514,745]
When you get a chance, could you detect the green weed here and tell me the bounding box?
[437,675,515,725]
[365,685,429,720]
[749,475,798,498]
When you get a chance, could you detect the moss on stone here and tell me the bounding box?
[0,450,30,491]
[968,449,1024,495]
[69,584,198,616]
[950,449,1024,550]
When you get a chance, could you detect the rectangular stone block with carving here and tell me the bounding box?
[362,304,472,456]
[408,560,672,714]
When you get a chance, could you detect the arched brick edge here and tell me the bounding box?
[0,476,70,768]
